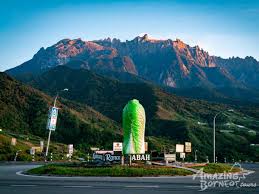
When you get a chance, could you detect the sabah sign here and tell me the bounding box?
[46,107,59,131]
[176,144,184,153]
[130,154,150,161]
[113,142,123,152]
[185,142,192,152]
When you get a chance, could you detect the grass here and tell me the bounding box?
[0,132,83,161]
[27,164,193,177]
[191,163,241,173]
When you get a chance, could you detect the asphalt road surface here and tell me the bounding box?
[0,163,258,194]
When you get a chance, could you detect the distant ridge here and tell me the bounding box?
[6,34,259,89]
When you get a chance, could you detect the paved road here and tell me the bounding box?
[0,163,258,194]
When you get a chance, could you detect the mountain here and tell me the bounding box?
[20,66,259,161]
[215,56,259,89]
[6,35,259,91]
[0,72,121,150]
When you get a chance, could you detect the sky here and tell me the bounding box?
[0,0,259,71]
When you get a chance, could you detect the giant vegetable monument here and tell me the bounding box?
[123,99,146,154]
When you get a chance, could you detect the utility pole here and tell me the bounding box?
[213,114,217,163]
[213,109,234,163]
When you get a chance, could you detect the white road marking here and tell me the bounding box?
[125,185,159,188]
[11,185,37,187]
[16,171,85,179]
[184,185,200,188]
[64,185,93,188]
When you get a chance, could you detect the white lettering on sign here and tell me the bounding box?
[93,153,121,162]
[93,153,104,161]
[105,154,121,162]
[131,154,150,161]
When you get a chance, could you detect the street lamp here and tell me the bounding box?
[213,109,234,163]
[45,88,68,161]
[195,150,198,163]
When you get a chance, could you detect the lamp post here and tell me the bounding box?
[45,88,68,161]
[195,149,198,163]
[213,109,234,163]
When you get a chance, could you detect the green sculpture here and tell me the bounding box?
[123,99,146,154]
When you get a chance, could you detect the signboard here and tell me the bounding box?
[145,142,148,152]
[31,146,41,153]
[40,141,44,151]
[90,147,100,151]
[46,107,59,131]
[185,142,192,152]
[11,138,16,146]
[113,142,123,152]
[164,154,176,162]
[30,148,35,155]
[131,154,150,161]
[40,141,44,152]
[68,144,73,155]
[176,144,184,153]
[93,153,121,162]
[180,152,186,159]
[95,150,114,155]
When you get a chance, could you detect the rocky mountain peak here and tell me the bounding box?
[6,35,259,89]
[173,38,187,50]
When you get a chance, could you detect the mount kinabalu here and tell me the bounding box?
[6,34,259,89]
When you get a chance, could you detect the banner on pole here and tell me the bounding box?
[46,107,59,131]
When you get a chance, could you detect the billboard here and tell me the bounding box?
[180,152,186,159]
[176,144,184,153]
[90,147,100,151]
[46,107,59,131]
[95,150,114,155]
[68,144,73,155]
[30,148,35,155]
[145,142,148,152]
[164,154,176,162]
[40,141,44,152]
[185,142,192,152]
[123,99,146,154]
[113,142,123,152]
[11,138,16,146]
